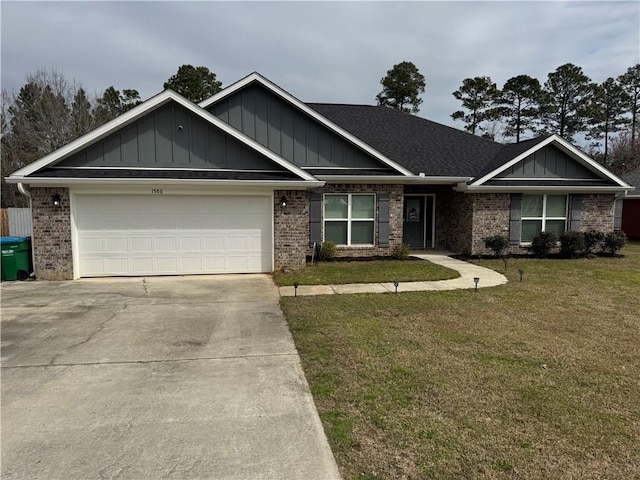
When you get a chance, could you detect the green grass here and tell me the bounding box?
[272,258,459,286]
[280,242,640,479]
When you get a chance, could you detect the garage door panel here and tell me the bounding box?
[76,195,272,276]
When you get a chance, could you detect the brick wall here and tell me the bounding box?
[30,187,73,280]
[273,189,309,270]
[470,193,511,255]
[273,184,404,269]
[581,194,615,232]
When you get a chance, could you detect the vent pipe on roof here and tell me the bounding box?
[419,172,426,177]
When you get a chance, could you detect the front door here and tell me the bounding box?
[403,195,434,249]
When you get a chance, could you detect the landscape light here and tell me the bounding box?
[473,277,480,292]
[518,270,524,282]
[293,281,299,297]
[393,280,399,295]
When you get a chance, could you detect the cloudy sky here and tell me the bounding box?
[1,1,639,134]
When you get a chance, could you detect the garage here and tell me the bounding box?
[74,194,273,277]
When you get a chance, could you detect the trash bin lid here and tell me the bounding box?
[0,236,28,244]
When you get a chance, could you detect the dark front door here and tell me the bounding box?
[403,196,434,248]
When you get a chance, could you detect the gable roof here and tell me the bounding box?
[465,134,632,192]
[199,72,414,177]
[7,89,322,187]
[307,103,503,178]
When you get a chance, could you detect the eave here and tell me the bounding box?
[454,183,633,194]
[6,176,325,189]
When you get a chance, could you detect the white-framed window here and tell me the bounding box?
[324,194,375,245]
[521,194,567,243]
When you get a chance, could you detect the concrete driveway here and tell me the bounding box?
[1,275,340,480]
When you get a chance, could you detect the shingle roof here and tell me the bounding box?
[32,169,300,181]
[622,167,640,188]
[306,103,504,177]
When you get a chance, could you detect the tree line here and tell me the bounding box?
[376,61,640,175]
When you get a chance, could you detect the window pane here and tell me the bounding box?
[546,195,567,217]
[352,195,375,219]
[522,195,543,217]
[325,195,348,219]
[522,220,542,242]
[351,221,374,244]
[545,220,566,237]
[325,221,347,244]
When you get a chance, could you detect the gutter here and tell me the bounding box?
[315,175,472,185]
[5,176,326,189]
[454,182,635,194]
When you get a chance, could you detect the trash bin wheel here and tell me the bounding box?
[16,270,29,281]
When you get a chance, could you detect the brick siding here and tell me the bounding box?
[30,187,74,280]
[581,194,615,232]
[273,184,404,269]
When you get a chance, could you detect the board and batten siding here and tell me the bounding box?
[57,102,280,171]
[497,145,601,179]
[208,83,384,169]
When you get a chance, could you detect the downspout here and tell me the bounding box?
[16,183,36,278]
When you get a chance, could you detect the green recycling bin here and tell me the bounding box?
[1,236,31,281]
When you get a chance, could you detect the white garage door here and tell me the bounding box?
[75,194,272,277]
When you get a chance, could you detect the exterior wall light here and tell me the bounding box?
[473,277,480,291]
[280,195,288,207]
[52,194,61,207]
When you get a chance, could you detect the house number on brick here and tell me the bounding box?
[151,188,163,195]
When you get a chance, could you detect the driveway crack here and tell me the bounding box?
[48,302,129,366]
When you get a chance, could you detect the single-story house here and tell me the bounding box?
[6,72,634,280]
[621,167,640,239]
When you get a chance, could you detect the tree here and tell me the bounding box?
[1,68,97,207]
[586,77,629,165]
[451,76,500,135]
[94,86,141,124]
[376,61,426,113]
[608,129,640,175]
[70,88,94,138]
[498,75,545,142]
[618,64,640,150]
[541,63,592,141]
[163,65,222,103]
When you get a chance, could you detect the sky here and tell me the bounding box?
[1,1,639,138]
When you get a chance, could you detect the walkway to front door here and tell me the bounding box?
[403,195,434,249]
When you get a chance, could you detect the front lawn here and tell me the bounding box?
[280,242,640,479]
[273,258,459,286]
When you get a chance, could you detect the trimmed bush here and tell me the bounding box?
[483,235,509,257]
[584,230,605,253]
[392,243,411,259]
[559,231,585,258]
[529,231,557,257]
[320,241,337,261]
[602,231,626,256]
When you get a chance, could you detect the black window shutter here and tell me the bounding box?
[378,193,390,247]
[509,193,522,245]
[570,194,582,231]
[309,192,322,245]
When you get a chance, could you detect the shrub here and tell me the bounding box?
[483,235,509,257]
[319,241,337,261]
[528,231,557,257]
[559,231,585,258]
[602,231,626,256]
[392,243,411,259]
[584,230,605,253]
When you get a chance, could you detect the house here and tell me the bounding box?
[6,72,634,280]
[621,168,640,239]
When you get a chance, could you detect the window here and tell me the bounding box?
[521,194,567,243]
[324,194,375,245]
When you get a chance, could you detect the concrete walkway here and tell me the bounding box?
[279,252,507,297]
